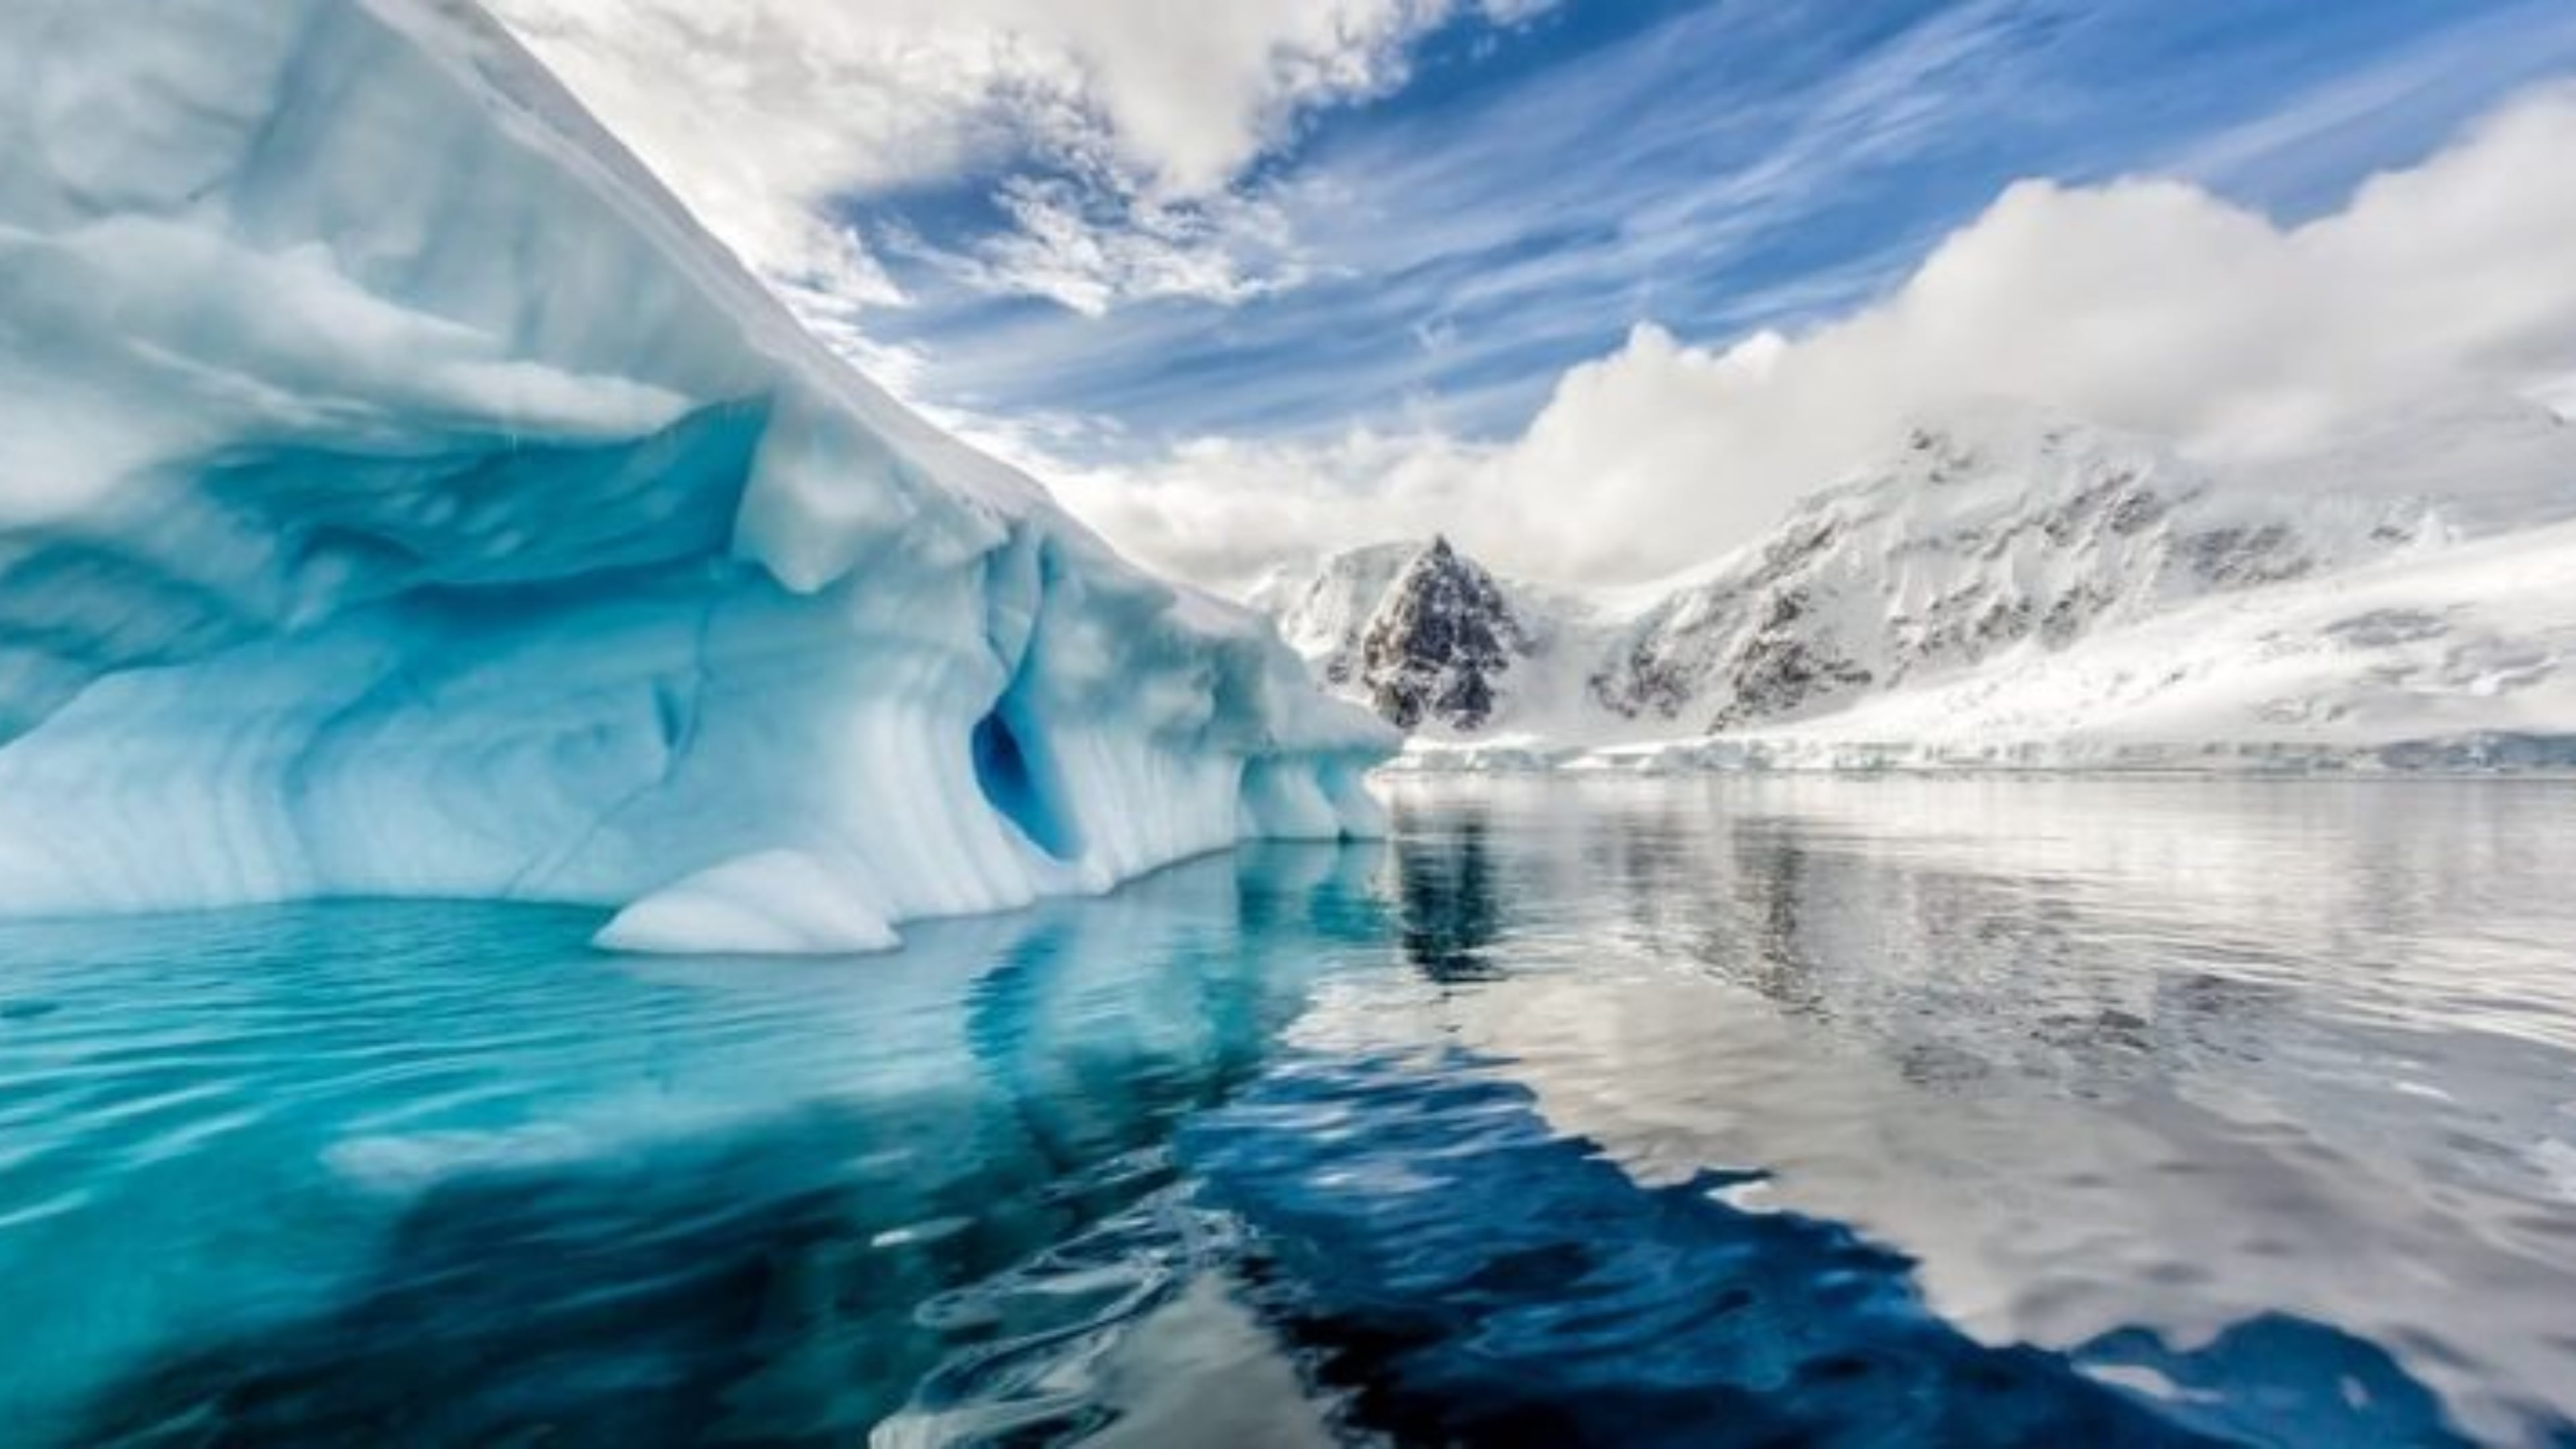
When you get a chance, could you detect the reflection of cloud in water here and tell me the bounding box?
[1181,1050,2472,1447]
[1358,777,2576,1442]
[20,785,2576,1444]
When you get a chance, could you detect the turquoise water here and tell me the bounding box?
[3,780,2575,1445]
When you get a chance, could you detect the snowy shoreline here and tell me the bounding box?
[1378,731,2576,778]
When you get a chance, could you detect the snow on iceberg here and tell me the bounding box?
[0,0,1391,953]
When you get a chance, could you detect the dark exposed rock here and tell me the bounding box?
[2182,525,2310,587]
[2107,482,2171,537]
[1709,634,1874,731]
[2041,585,2113,647]
[1590,645,1696,720]
[1358,537,1534,732]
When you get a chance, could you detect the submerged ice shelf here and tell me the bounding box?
[0,0,1390,952]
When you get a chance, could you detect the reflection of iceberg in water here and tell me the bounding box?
[17,790,2567,1445]
[888,796,2508,1447]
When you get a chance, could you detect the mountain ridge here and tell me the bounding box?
[1248,402,2576,768]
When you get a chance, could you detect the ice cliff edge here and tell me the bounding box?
[0,0,1392,953]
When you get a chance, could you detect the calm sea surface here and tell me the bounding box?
[3,778,2573,1446]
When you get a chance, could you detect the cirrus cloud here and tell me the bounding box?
[485,0,1552,322]
[1042,85,2576,589]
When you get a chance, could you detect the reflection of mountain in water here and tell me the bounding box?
[1457,781,2322,1094]
[54,782,2573,1446]
[1364,779,2576,1442]
[1393,806,1509,984]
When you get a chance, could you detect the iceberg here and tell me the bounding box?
[0,0,1391,953]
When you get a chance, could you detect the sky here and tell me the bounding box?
[490,0,2576,589]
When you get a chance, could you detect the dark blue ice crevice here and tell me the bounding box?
[969,533,1085,864]
[1178,1050,2479,1448]
[971,698,1080,863]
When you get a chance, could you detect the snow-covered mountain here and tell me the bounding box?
[1252,403,2576,769]
[1355,537,1538,731]
[0,0,1389,953]
[1253,538,1536,731]
[1246,539,1424,691]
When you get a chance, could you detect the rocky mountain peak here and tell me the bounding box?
[1356,537,1533,732]
[1246,402,2576,748]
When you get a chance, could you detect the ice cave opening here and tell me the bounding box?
[971,696,1082,863]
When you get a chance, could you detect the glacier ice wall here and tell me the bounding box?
[0,0,1391,951]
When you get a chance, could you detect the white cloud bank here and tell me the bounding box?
[487,0,1547,318]
[1049,86,2576,589]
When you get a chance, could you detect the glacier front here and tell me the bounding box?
[0,0,1390,952]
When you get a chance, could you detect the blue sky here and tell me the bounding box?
[500,0,2576,582]
[843,0,2576,459]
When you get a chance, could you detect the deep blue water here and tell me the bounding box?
[4,779,2576,1446]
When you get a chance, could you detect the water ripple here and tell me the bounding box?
[3,786,2574,1444]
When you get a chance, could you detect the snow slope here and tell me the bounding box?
[1253,404,2576,771]
[1245,540,1421,690]
[1589,517,2576,773]
[0,0,1389,951]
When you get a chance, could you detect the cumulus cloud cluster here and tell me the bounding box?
[488,0,1546,318]
[478,3,2576,590]
[1049,87,2576,588]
